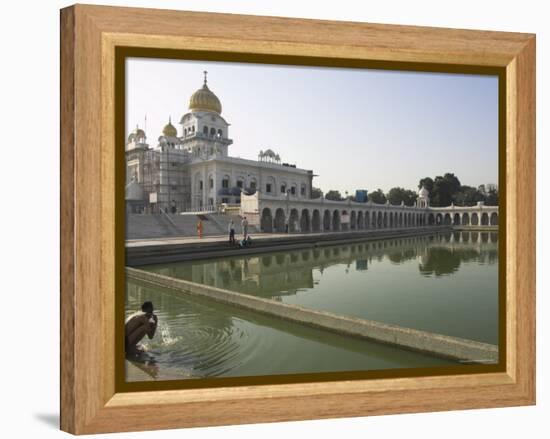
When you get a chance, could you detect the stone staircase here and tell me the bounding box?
[126,213,259,240]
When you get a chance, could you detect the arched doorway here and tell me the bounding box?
[428,213,435,225]
[300,209,311,232]
[383,212,388,228]
[481,212,489,226]
[453,213,460,226]
[341,210,349,231]
[332,210,341,231]
[312,209,321,232]
[350,211,357,230]
[357,211,363,229]
[274,208,286,232]
[323,209,331,231]
[462,213,470,225]
[289,209,299,232]
[261,207,273,233]
[471,213,479,226]
[436,213,443,225]
[444,213,452,225]
[490,212,498,225]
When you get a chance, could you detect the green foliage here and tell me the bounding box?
[429,173,461,207]
[320,175,497,208]
[418,177,434,193]
[387,187,418,206]
[484,188,499,206]
[311,187,323,199]
[369,188,387,204]
[325,190,344,201]
[453,185,484,206]
[417,174,499,207]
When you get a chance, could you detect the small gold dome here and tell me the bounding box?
[127,126,146,142]
[188,73,222,114]
[162,117,177,137]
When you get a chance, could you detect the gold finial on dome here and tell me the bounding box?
[188,72,222,114]
[162,116,178,137]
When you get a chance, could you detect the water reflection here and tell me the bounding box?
[126,279,454,381]
[143,232,499,345]
[147,232,498,295]
[126,281,244,378]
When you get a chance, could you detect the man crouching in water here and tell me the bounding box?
[125,301,158,356]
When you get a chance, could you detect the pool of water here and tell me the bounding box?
[126,279,453,381]
[142,231,499,345]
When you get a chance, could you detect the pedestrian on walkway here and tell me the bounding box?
[241,216,248,239]
[197,219,203,239]
[228,220,236,245]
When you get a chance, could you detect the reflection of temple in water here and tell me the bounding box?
[149,231,498,295]
[417,232,499,276]
[153,253,316,298]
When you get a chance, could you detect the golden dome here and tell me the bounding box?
[188,73,222,114]
[127,126,146,142]
[162,117,177,137]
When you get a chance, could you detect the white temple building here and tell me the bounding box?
[125,72,313,214]
[125,72,498,235]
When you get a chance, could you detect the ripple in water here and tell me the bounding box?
[126,286,259,378]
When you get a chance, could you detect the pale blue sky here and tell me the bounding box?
[126,58,498,194]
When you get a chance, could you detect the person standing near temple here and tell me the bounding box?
[241,216,248,239]
[197,219,203,239]
[228,219,236,245]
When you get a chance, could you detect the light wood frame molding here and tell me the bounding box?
[60,4,536,434]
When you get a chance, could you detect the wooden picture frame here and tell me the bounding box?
[60,4,535,434]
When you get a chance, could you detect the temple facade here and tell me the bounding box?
[125,72,498,235]
[125,73,312,214]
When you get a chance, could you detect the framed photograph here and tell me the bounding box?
[60,4,535,434]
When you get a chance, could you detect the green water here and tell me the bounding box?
[127,231,498,381]
[126,280,454,381]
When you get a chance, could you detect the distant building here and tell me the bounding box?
[484,183,498,193]
[417,186,430,208]
[355,190,368,203]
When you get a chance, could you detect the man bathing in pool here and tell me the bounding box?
[125,301,158,356]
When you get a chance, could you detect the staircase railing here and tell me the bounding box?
[159,208,178,228]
